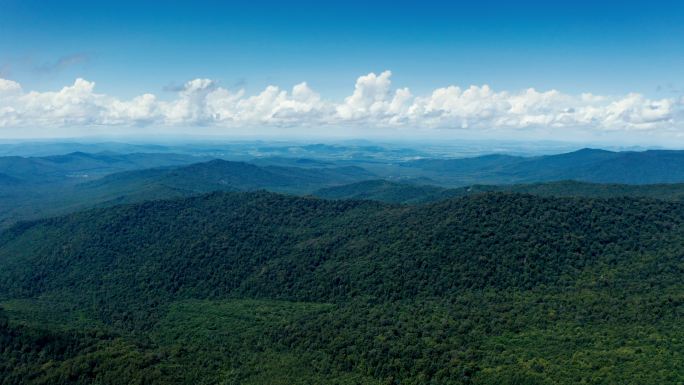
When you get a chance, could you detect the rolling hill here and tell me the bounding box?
[400,148,684,185]
[0,191,682,384]
[6,147,684,228]
[0,159,376,228]
[0,173,20,186]
[0,151,212,184]
[82,159,375,195]
[315,179,684,203]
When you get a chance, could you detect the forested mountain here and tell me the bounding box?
[84,159,374,195]
[314,179,453,203]
[315,179,684,203]
[0,191,682,384]
[6,147,684,228]
[0,159,375,228]
[4,147,684,229]
[399,148,684,185]
[4,147,684,188]
[0,151,211,183]
[0,173,20,186]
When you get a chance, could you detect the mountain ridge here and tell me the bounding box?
[400,148,684,185]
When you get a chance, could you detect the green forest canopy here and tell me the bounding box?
[0,191,682,384]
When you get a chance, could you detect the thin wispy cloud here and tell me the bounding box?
[0,63,10,78]
[32,53,90,75]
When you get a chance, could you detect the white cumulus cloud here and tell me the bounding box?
[0,79,22,96]
[0,71,681,136]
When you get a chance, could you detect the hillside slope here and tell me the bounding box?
[0,191,682,384]
[83,159,374,195]
[0,152,210,183]
[315,179,684,203]
[0,159,376,228]
[401,148,684,185]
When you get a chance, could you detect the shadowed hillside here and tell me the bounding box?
[315,179,684,203]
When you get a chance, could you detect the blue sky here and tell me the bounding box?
[2,0,682,98]
[0,0,683,142]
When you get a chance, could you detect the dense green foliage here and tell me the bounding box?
[315,179,684,203]
[314,179,453,203]
[5,192,683,303]
[1,191,683,383]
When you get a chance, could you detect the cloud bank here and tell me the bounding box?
[0,71,681,136]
